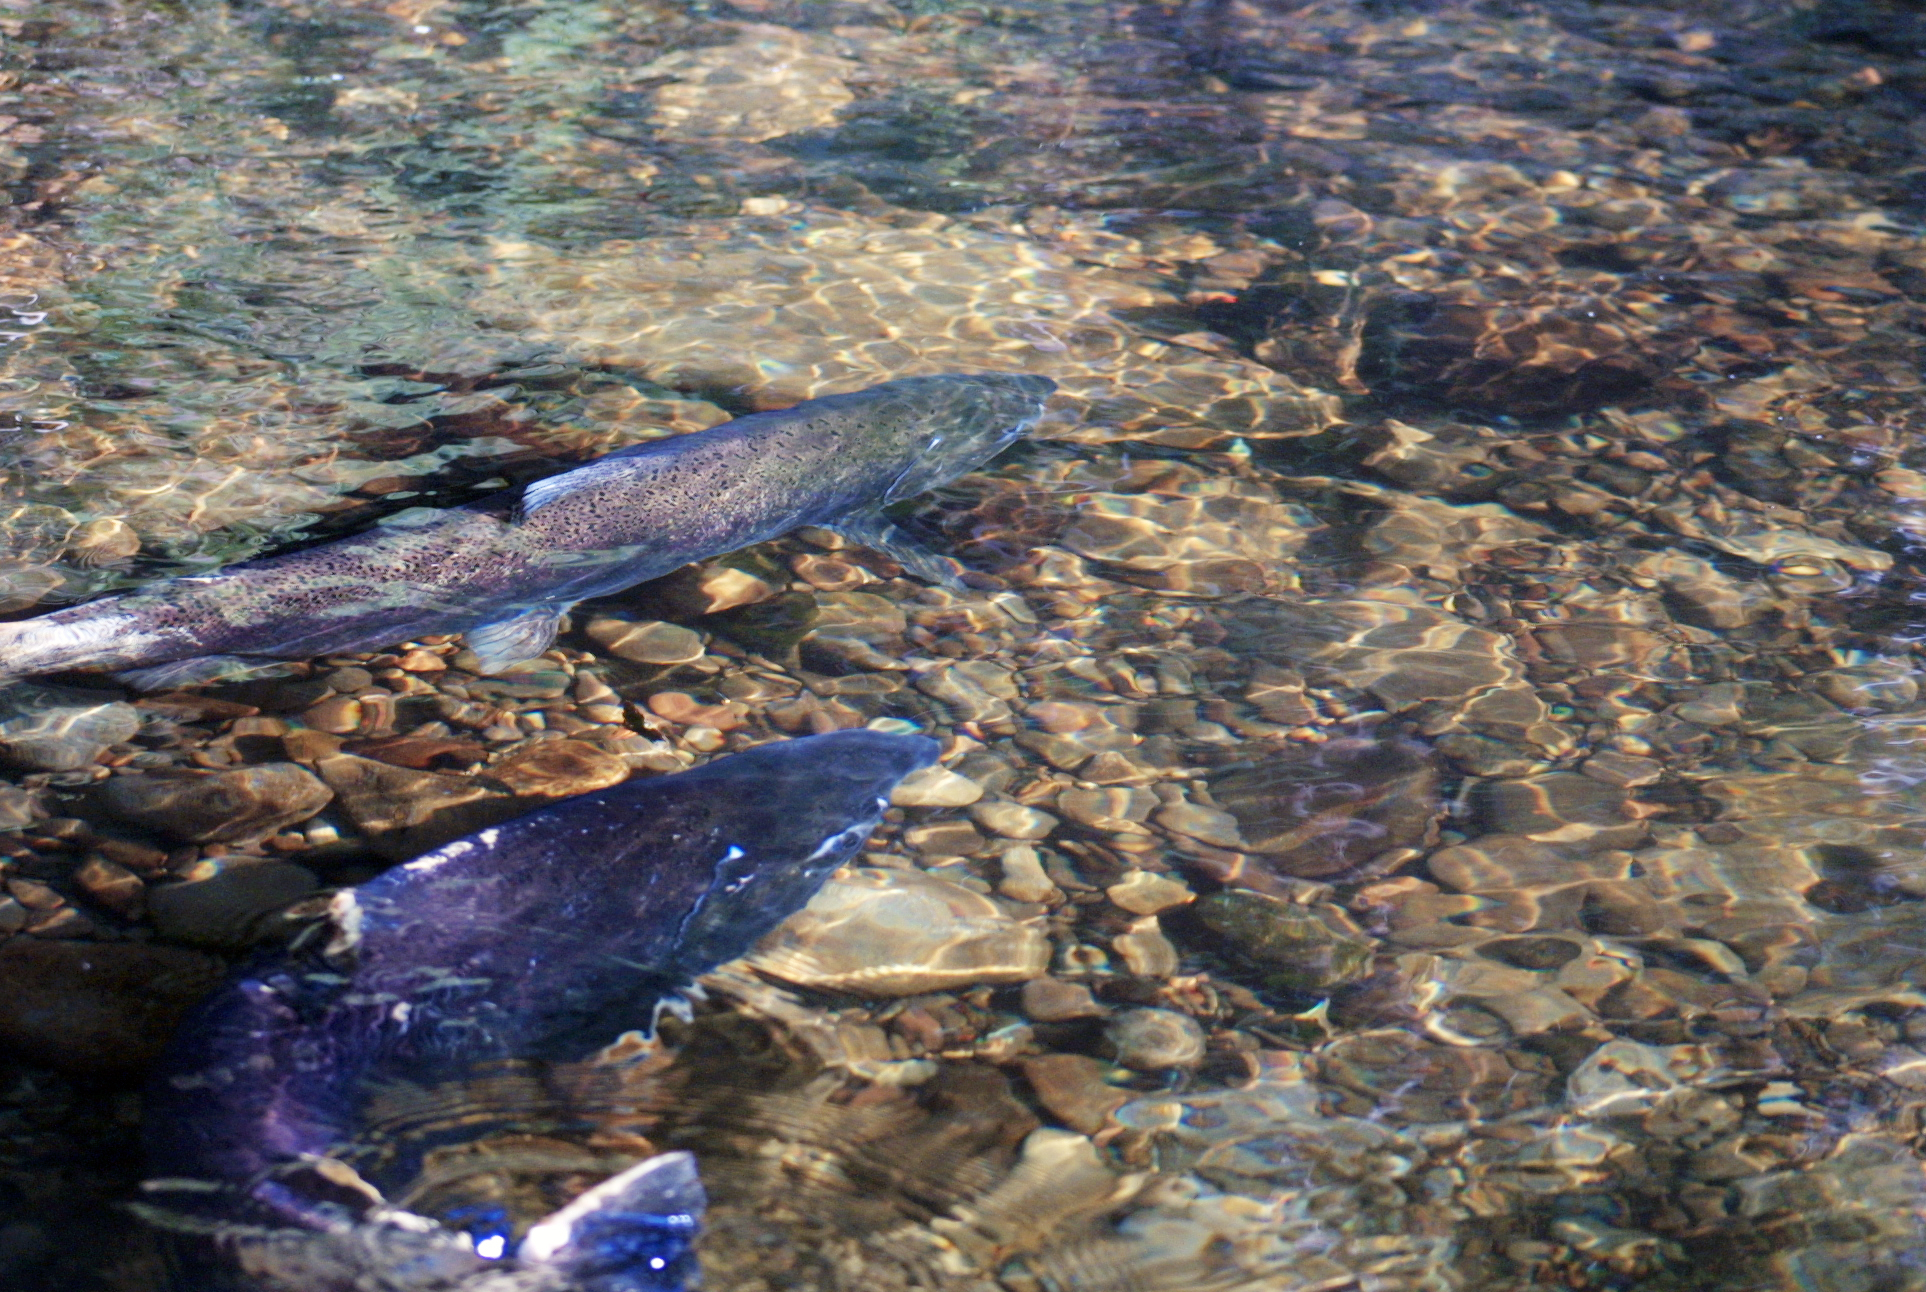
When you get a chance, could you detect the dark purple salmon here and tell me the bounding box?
[139,729,938,1291]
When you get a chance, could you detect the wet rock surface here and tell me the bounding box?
[101,763,333,844]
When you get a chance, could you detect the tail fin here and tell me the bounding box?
[519,1152,705,1290]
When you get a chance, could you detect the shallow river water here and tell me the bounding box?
[5,0,1926,1288]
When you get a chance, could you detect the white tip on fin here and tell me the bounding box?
[463,606,565,674]
[519,1152,705,1267]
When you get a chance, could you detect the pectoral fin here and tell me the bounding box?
[464,606,566,674]
[829,515,964,589]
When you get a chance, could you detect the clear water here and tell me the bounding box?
[4,0,1926,1288]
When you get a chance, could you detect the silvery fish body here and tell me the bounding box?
[140,729,938,1292]
[0,374,1053,686]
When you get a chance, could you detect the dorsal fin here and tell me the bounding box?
[516,466,597,520]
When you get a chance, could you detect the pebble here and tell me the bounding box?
[996,845,1060,903]
[1021,976,1105,1021]
[971,800,1058,840]
[1580,751,1664,789]
[586,617,707,666]
[147,858,319,949]
[1106,869,1195,916]
[0,692,140,772]
[103,762,334,844]
[1057,787,1156,835]
[648,691,743,730]
[914,665,1013,725]
[301,694,364,734]
[1106,1007,1206,1070]
[323,666,375,692]
[1153,800,1245,849]
[1020,1054,1130,1133]
[1112,915,1181,977]
[0,939,227,1078]
[888,764,985,808]
[904,820,986,858]
[748,866,1050,996]
[73,856,144,919]
[655,562,778,616]
[484,739,631,797]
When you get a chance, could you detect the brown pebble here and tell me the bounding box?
[74,856,145,919]
[1021,976,1105,1022]
[323,667,375,692]
[396,650,447,672]
[7,878,63,910]
[282,729,345,763]
[302,695,364,735]
[904,820,987,857]
[791,553,872,592]
[94,837,169,873]
[1020,1053,1130,1134]
[587,618,706,666]
[647,691,741,731]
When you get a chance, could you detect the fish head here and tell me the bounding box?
[879,373,1056,504]
[658,728,939,978]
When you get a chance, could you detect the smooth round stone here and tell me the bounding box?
[971,800,1058,840]
[104,762,334,844]
[147,859,319,950]
[0,694,139,771]
[1106,1007,1206,1070]
[889,764,984,808]
[749,866,1050,996]
[485,739,631,797]
[587,617,706,666]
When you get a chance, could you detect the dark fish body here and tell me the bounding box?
[0,374,1053,683]
[142,730,938,1291]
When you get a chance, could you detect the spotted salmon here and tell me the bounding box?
[0,374,1053,688]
